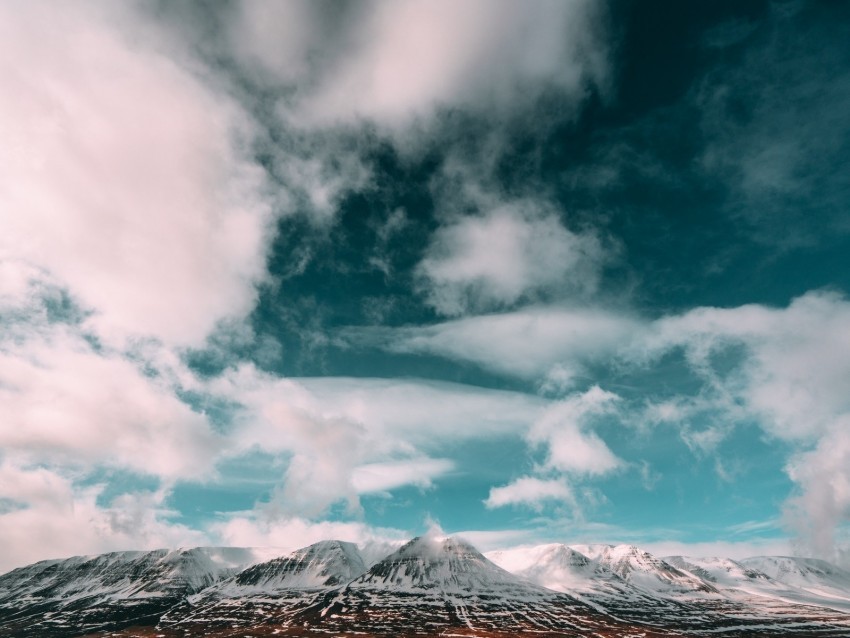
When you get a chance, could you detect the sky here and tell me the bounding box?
[1,0,849,573]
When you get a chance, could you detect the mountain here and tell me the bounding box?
[664,555,769,588]
[224,539,366,590]
[160,540,368,633]
[741,556,850,597]
[572,543,717,594]
[487,543,723,630]
[165,536,623,636]
[488,543,850,636]
[0,547,265,637]
[281,535,623,636]
[2,538,850,637]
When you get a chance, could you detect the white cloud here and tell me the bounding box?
[209,366,548,517]
[347,306,640,384]
[351,458,454,495]
[0,328,221,482]
[644,291,850,443]
[211,514,405,562]
[785,427,850,559]
[485,477,574,511]
[529,386,622,475]
[0,1,274,347]
[231,0,610,128]
[0,463,206,572]
[640,538,793,562]
[484,387,621,513]
[633,291,850,559]
[417,204,608,316]
[0,262,223,567]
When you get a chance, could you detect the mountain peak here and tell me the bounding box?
[352,535,542,595]
[231,539,366,590]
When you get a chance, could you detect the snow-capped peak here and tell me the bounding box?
[351,535,546,596]
[230,539,366,591]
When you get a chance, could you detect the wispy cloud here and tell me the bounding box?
[343,306,641,384]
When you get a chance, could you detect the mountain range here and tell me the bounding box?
[1,536,849,637]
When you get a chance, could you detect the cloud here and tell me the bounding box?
[209,367,549,517]
[0,1,274,347]
[351,458,454,495]
[0,335,221,480]
[345,306,640,384]
[529,386,622,475]
[631,291,850,559]
[640,538,793,562]
[484,477,574,511]
[287,376,550,444]
[417,203,608,316]
[0,462,206,572]
[0,278,221,481]
[785,428,850,559]
[211,514,406,562]
[483,387,621,514]
[228,0,610,128]
[643,291,850,442]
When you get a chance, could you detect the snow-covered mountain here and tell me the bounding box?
[287,535,619,636]
[572,543,717,594]
[0,547,268,637]
[351,534,541,594]
[664,554,850,614]
[2,538,850,637]
[225,539,366,591]
[487,542,850,635]
[159,540,368,633]
[741,556,850,596]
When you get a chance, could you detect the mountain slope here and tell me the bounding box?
[0,547,263,637]
[288,535,630,636]
[572,543,717,594]
[160,540,367,632]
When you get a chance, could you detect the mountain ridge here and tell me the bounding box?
[2,537,850,637]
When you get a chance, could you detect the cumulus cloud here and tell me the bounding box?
[643,291,850,443]
[0,1,274,348]
[0,271,221,481]
[417,204,608,316]
[529,386,622,475]
[485,477,574,511]
[483,387,621,513]
[785,428,850,559]
[0,333,221,480]
[229,0,610,128]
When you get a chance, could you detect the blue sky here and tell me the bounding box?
[1,0,850,572]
